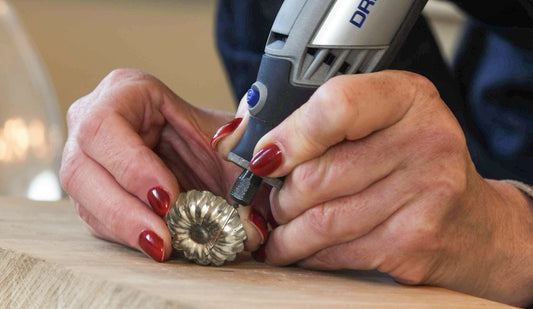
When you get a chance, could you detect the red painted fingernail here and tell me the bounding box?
[248,208,268,244]
[267,210,279,229]
[249,144,283,176]
[252,245,267,263]
[210,118,243,149]
[147,187,170,217]
[138,230,165,262]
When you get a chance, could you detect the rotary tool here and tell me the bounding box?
[229,0,429,207]
[166,0,431,266]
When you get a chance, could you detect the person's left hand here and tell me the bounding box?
[59,69,270,263]
[214,70,533,306]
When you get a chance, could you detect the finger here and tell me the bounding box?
[61,148,172,262]
[239,206,267,252]
[74,201,119,243]
[235,93,251,118]
[270,124,406,224]
[299,196,445,286]
[71,70,180,217]
[212,95,251,159]
[212,113,250,160]
[77,114,179,216]
[240,183,273,251]
[250,70,438,177]
[265,168,416,266]
[297,232,385,271]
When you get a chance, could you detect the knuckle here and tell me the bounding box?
[76,111,107,149]
[103,207,124,240]
[65,100,81,127]
[76,203,92,225]
[104,68,147,84]
[433,174,467,202]
[390,216,442,256]
[410,118,468,173]
[77,69,155,116]
[111,147,152,192]
[413,141,468,200]
[293,110,330,155]
[305,250,338,269]
[324,76,353,106]
[99,69,165,106]
[84,200,125,244]
[304,204,338,239]
[314,77,359,131]
[66,91,100,129]
[290,161,323,196]
[74,203,103,238]
[427,118,466,151]
[59,152,82,194]
[99,69,159,98]
[398,71,439,99]
[58,165,72,194]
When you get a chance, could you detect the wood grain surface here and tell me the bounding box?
[0,196,515,308]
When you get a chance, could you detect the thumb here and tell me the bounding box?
[249,71,418,178]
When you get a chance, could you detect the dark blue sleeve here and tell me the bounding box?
[451,0,533,27]
[452,1,533,183]
[215,0,283,101]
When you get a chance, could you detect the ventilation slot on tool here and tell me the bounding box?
[338,62,350,74]
[307,48,318,56]
[323,53,336,66]
[298,48,388,86]
[266,32,289,50]
[346,49,387,74]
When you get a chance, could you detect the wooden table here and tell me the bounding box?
[0,196,514,308]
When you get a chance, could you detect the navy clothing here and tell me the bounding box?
[216,0,533,183]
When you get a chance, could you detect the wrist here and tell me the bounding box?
[486,180,533,307]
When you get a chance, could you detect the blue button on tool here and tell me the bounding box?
[247,88,260,108]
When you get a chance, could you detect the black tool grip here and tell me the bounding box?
[231,55,316,161]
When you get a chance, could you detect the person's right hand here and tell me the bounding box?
[60,69,269,262]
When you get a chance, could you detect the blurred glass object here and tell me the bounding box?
[0,0,64,201]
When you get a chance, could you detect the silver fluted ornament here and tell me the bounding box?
[164,190,247,266]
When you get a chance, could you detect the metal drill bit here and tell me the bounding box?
[164,191,247,266]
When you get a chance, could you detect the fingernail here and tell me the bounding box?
[248,208,268,244]
[210,118,243,149]
[250,144,283,176]
[147,187,170,217]
[138,230,165,262]
[251,244,267,263]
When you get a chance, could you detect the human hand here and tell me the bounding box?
[215,70,533,306]
[60,69,269,263]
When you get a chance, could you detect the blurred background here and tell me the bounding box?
[2,0,466,200]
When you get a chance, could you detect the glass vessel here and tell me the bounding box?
[0,0,64,200]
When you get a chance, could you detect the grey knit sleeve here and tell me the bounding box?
[502,180,533,200]
[500,181,533,308]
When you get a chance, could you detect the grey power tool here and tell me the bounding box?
[229,0,429,206]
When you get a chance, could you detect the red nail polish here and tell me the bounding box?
[249,208,268,244]
[147,187,170,217]
[250,144,282,176]
[210,118,243,149]
[252,245,267,263]
[138,230,165,262]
